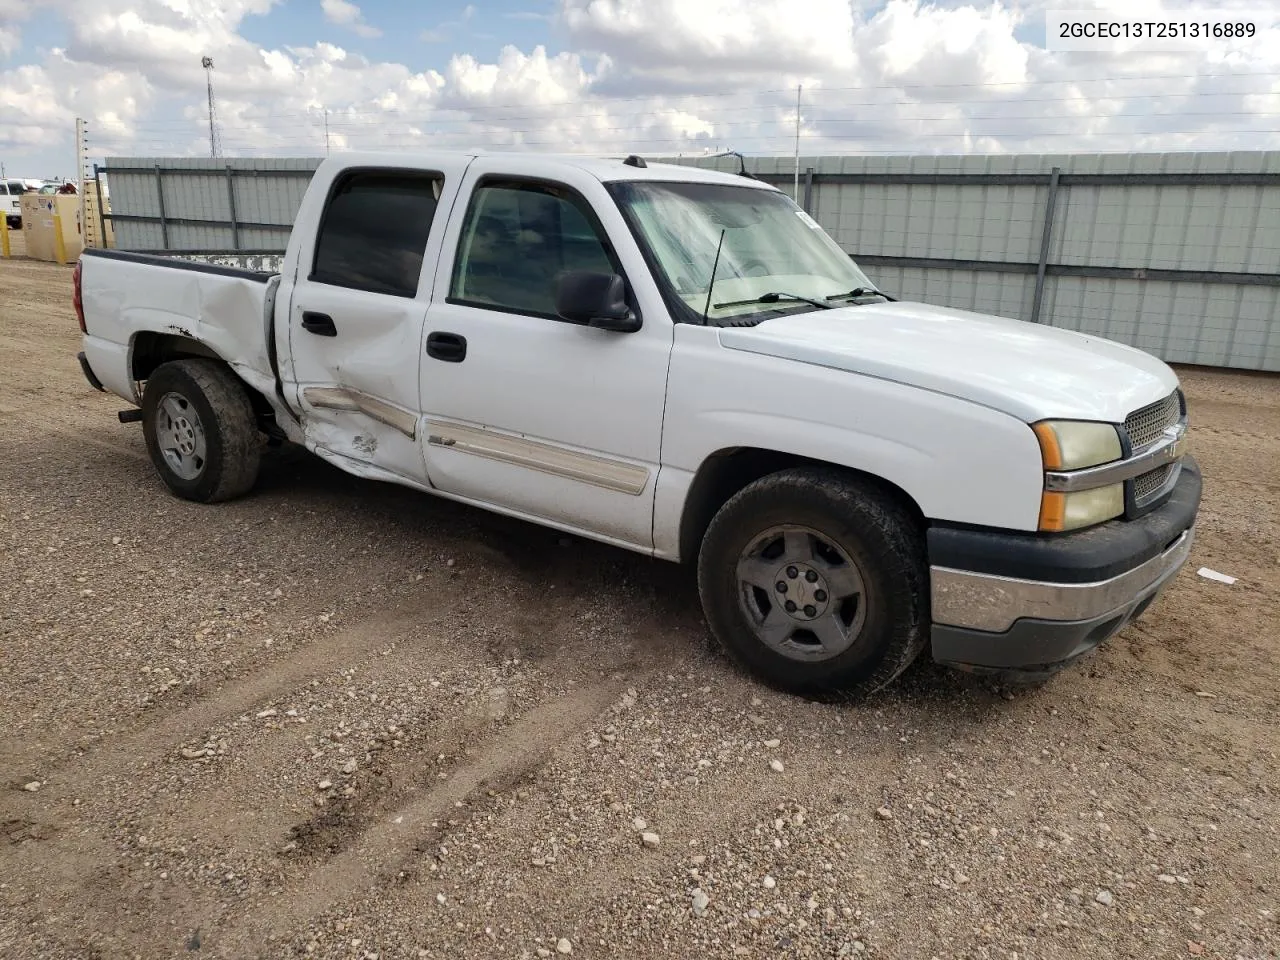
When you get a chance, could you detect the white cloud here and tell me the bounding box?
[320,0,381,39]
[863,0,1028,87]
[443,45,597,107]
[1,0,1278,172]
[0,27,20,57]
[0,53,152,172]
[420,4,477,44]
[0,0,30,56]
[561,0,856,75]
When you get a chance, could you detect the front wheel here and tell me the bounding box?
[141,359,263,503]
[696,468,928,698]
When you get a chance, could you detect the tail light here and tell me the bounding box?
[72,259,86,333]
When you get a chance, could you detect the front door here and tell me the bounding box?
[418,159,675,549]
[282,162,468,482]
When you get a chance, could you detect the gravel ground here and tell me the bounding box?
[1,256,1277,960]
[3,227,27,259]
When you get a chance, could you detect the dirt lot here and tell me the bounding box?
[1,255,1277,960]
[3,226,27,259]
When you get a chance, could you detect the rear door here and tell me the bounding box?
[281,161,470,482]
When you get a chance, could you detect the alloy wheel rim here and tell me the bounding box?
[735,524,868,662]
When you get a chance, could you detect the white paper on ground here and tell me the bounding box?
[1196,567,1237,585]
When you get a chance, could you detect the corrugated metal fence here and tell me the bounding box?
[102,151,1280,371]
[101,157,320,254]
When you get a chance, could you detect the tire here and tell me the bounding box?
[141,359,262,503]
[696,467,928,699]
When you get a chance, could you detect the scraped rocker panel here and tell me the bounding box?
[425,420,650,496]
[302,386,418,439]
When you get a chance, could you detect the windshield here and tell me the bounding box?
[607,180,879,325]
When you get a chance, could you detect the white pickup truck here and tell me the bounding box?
[75,151,1200,697]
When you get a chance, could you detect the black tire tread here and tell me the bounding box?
[696,467,928,699]
[143,359,262,503]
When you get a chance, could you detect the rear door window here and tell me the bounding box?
[311,171,443,298]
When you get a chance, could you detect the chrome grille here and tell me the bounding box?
[1124,392,1181,449]
[1133,463,1175,503]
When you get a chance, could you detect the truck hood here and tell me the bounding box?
[718,300,1179,423]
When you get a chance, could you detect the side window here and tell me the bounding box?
[311,171,442,298]
[449,181,615,316]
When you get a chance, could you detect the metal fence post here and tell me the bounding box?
[93,163,108,249]
[1029,166,1061,324]
[154,163,169,249]
[803,167,815,215]
[226,165,240,251]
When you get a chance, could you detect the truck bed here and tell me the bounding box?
[78,247,282,411]
[82,248,276,282]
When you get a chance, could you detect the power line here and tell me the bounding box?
[116,95,1280,137]
[182,127,1280,150]
[117,118,1280,145]
[104,69,1280,129]
[118,89,1280,132]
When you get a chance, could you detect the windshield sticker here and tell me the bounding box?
[795,210,822,230]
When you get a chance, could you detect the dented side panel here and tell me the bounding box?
[79,252,271,388]
[284,283,431,482]
[77,253,309,444]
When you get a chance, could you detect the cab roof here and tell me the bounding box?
[551,153,777,188]
[324,149,778,190]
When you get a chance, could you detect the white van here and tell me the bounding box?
[2,180,39,229]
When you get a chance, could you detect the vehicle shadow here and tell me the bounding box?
[252,443,1039,715]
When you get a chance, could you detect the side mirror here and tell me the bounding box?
[554,271,641,333]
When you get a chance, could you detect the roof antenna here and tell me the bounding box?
[708,150,757,181]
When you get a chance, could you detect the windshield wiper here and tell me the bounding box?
[713,291,834,311]
[825,286,890,302]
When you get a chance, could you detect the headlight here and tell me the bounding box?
[1032,420,1123,470]
[1032,421,1125,532]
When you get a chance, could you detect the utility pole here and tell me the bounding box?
[76,118,91,247]
[202,56,221,158]
[793,84,802,203]
[324,108,330,155]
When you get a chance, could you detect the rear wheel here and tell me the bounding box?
[696,467,928,698]
[141,359,262,503]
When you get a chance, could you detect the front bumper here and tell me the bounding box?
[928,455,1201,678]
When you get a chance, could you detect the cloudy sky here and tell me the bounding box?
[2,0,1279,180]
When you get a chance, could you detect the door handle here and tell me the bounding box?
[426,331,467,362]
[301,311,337,337]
